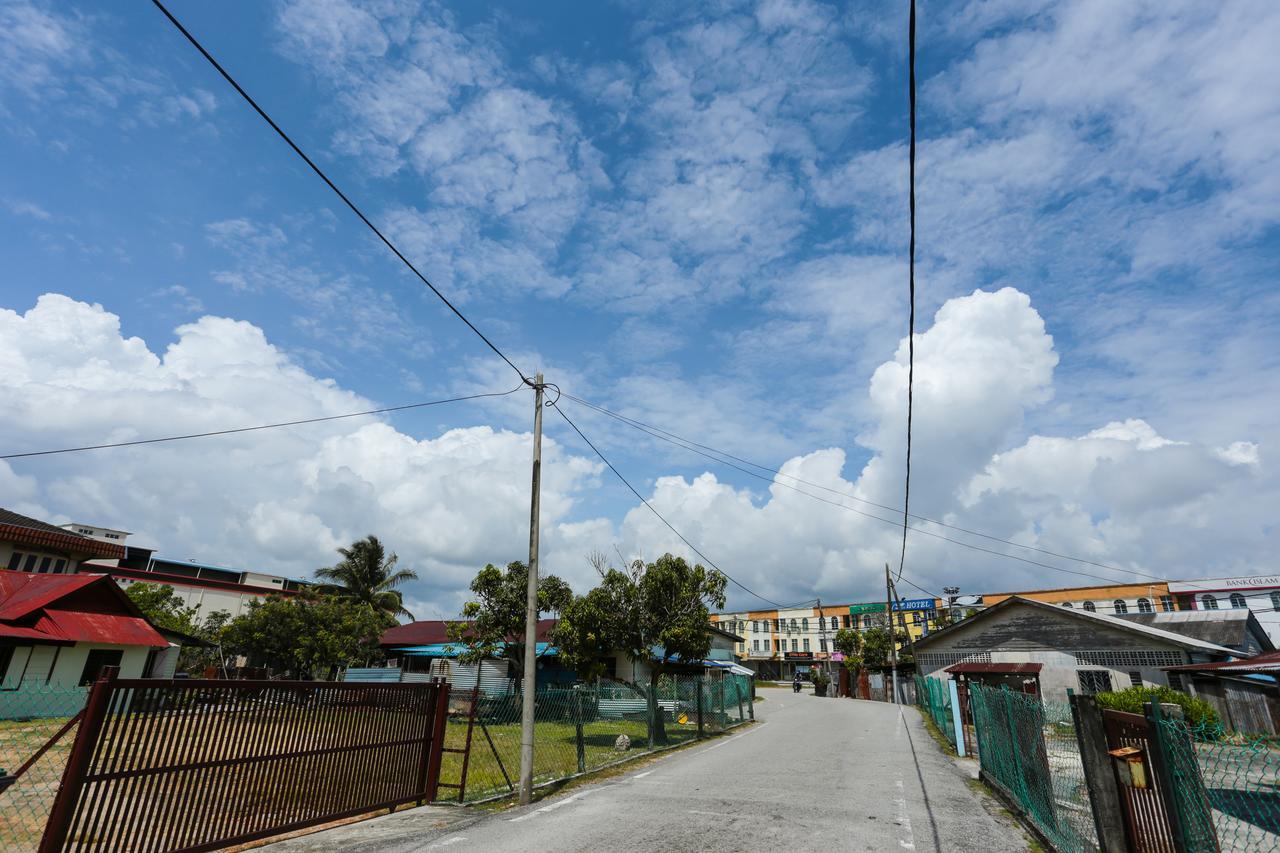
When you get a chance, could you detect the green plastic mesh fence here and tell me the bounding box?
[914,676,956,749]
[442,672,752,802]
[1154,718,1280,852]
[0,684,89,852]
[969,684,1098,853]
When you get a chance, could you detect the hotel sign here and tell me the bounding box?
[849,598,935,615]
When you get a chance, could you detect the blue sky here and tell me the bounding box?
[2,0,1277,617]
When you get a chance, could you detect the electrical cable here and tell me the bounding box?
[549,402,793,611]
[559,392,1214,593]
[897,0,918,586]
[150,0,530,385]
[0,385,527,459]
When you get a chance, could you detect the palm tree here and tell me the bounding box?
[316,535,418,620]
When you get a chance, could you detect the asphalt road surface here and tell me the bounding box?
[267,689,1030,853]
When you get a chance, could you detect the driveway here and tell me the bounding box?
[264,689,1030,852]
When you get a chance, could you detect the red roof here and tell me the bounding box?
[946,662,1044,675]
[0,510,125,561]
[381,618,558,648]
[0,569,167,647]
[1164,650,1280,674]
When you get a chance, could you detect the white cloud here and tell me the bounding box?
[0,293,604,618]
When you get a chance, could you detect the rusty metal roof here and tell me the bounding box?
[1164,650,1280,674]
[946,662,1044,675]
[0,569,167,647]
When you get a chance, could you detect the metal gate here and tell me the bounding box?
[1102,708,1177,853]
[39,667,449,853]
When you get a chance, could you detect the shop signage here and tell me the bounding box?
[849,598,935,615]
[784,651,813,661]
[848,602,884,615]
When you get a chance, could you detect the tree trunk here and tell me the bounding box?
[649,669,668,745]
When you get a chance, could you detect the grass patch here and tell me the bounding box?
[916,707,958,758]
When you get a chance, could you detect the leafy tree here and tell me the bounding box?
[221,594,389,678]
[125,582,230,673]
[861,627,913,669]
[316,535,418,620]
[448,561,573,679]
[555,553,727,744]
[833,627,862,658]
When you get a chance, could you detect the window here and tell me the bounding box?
[802,618,809,632]
[1082,601,1096,612]
[803,639,810,652]
[77,527,93,535]
[53,558,66,573]
[775,639,782,652]
[1160,595,1175,612]
[78,649,123,686]
[850,615,858,630]
[1137,598,1153,613]
[1201,594,1219,610]
[1128,671,1143,688]
[1230,593,1247,609]
[1061,602,1074,608]
[1167,671,1185,692]
[739,643,746,653]
[753,640,759,651]
[1077,670,1113,695]
[38,556,53,573]
[820,638,827,652]
[791,639,798,651]
[105,533,121,540]
[1113,600,1128,614]
[790,618,798,631]
[1272,593,1280,613]
[6,551,21,571]
[22,554,37,572]
[842,615,851,628]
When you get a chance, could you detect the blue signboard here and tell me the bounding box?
[891,598,935,612]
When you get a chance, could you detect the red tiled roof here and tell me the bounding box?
[0,513,125,561]
[0,569,166,647]
[381,618,558,648]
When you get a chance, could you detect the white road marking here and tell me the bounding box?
[633,770,653,779]
[701,722,767,752]
[687,809,724,817]
[894,779,916,850]
[508,789,595,822]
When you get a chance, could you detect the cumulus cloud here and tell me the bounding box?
[0,294,603,618]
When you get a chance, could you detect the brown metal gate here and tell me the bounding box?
[39,667,450,853]
[1102,708,1176,853]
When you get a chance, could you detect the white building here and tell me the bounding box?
[1169,575,1280,647]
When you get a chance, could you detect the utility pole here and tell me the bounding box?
[885,563,898,704]
[518,373,544,805]
[817,598,831,681]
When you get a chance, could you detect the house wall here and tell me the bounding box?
[0,543,79,574]
[915,604,1194,702]
[0,642,152,689]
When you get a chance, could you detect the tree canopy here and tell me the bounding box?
[220,594,388,678]
[449,561,572,678]
[860,626,913,669]
[125,582,230,673]
[316,535,418,620]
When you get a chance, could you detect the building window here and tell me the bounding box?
[1160,595,1175,612]
[775,640,782,652]
[739,643,746,653]
[1230,593,1247,609]
[6,551,21,570]
[1082,601,1096,612]
[1113,600,1128,615]
[1078,670,1113,695]
[790,619,798,631]
[830,616,838,631]
[78,649,124,686]
[1168,671,1184,692]
[791,639,798,651]
[820,638,827,652]
[803,639,810,652]
[37,556,53,573]
[842,615,851,628]
[1137,598,1153,613]
[802,618,809,632]
[23,554,37,572]
[1202,594,1219,610]
[105,533,121,539]
[1128,671,1143,688]
[752,640,759,651]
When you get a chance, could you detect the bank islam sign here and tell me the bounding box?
[1169,576,1280,592]
[849,598,935,615]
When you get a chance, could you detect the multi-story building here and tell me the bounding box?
[981,581,1177,617]
[714,599,944,680]
[1168,575,1280,647]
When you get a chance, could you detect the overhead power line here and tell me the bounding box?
[896,0,918,586]
[0,385,526,460]
[549,402,793,611]
[150,0,530,385]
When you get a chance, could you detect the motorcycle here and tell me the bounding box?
[792,679,802,693]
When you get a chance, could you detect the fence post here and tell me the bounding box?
[647,681,656,750]
[1069,694,1129,853]
[696,677,705,739]
[38,666,117,853]
[947,679,966,758]
[1146,702,1219,853]
[736,677,745,722]
[423,679,450,803]
[573,686,586,774]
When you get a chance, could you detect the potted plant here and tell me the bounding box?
[812,669,831,697]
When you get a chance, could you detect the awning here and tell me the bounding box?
[945,662,1043,675]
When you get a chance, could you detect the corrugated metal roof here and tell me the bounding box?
[1,569,167,647]
[381,618,558,647]
[0,508,125,560]
[396,642,556,657]
[1165,649,1280,673]
[946,662,1044,675]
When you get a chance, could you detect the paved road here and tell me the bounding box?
[268,690,1029,852]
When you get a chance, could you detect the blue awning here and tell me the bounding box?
[396,642,557,658]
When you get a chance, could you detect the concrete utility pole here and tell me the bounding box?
[817,598,831,681]
[885,563,898,705]
[518,373,545,805]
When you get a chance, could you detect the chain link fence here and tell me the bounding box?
[1,685,89,852]
[1155,718,1280,852]
[915,675,956,750]
[441,672,753,802]
[969,684,1097,852]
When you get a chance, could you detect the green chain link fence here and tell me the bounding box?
[969,684,1097,852]
[442,672,753,802]
[0,684,89,852]
[1154,717,1280,852]
[915,675,956,750]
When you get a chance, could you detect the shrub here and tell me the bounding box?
[1094,685,1219,729]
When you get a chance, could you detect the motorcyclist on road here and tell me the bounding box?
[792,672,802,693]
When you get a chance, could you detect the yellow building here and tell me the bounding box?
[982,581,1176,617]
